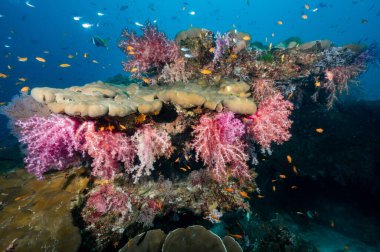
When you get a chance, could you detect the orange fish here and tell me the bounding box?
[277,20,283,25]
[279,174,287,179]
[257,195,265,198]
[142,77,150,84]
[130,67,138,73]
[301,14,308,20]
[209,47,215,53]
[315,128,324,133]
[20,86,30,93]
[135,113,147,124]
[239,191,250,199]
[200,69,212,75]
[242,35,251,41]
[224,188,234,193]
[180,167,187,172]
[305,4,310,10]
[229,234,243,239]
[18,57,28,62]
[286,155,292,163]
[106,124,115,131]
[126,45,134,51]
[128,51,136,55]
[0,73,8,78]
[272,185,276,192]
[119,124,127,130]
[315,81,321,87]
[174,157,180,163]
[59,63,71,68]
[84,53,88,58]
[293,165,299,175]
[35,57,46,62]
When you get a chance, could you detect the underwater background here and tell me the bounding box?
[0,0,380,251]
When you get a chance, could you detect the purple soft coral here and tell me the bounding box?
[191,112,251,183]
[83,184,131,224]
[79,121,136,179]
[119,23,180,77]
[213,32,231,63]
[131,125,172,183]
[16,115,81,179]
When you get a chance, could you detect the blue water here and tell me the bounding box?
[1,1,380,251]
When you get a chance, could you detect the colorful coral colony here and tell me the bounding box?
[5,23,372,246]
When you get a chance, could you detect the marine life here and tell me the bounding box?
[82,23,93,28]
[0,73,8,78]
[200,69,212,75]
[315,128,324,133]
[35,57,46,62]
[301,14,308,19]
[277,20,283,25]
[17,57,28,62]
[20,86,29,93]
[91,36,108,48]
[59,63,71,67]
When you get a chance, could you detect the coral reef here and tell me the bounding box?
[2,23,373,251]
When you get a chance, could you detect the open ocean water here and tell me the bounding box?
[0,0,379,251]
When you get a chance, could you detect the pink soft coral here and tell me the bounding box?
[191,112,250,183]
[78,122,136,179]
[119,23,180,77]
[131,125,172,183]
[15,115,81,179]
[83,184,131,225]
[246,93,294,152]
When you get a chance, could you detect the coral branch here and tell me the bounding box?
[246,93,294,152]
[191,112,250,182]
[131,125,172,183]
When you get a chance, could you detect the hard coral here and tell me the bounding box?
[15,115,81,179]
[246,93,294,152]
[191,112,250,183]
[119,23,180,77]
[131,125,172,183]
[78,121,135,179]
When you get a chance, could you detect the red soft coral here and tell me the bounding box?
[78,122,136,179]
[191,112,250,183]
[119,23,180,78]
[83,184,131,225]
[131,125,172,183]
[246,93,294,152]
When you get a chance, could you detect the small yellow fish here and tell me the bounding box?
[277,20,283,25]
[7,65,12,70]
[239,191,250,199]
[242,35,251,41]
[200,69,212,75]
[185,165,191,170]
[142,77,150,84]
[180,167,187,172]
[130,67,138,73]
[224,188,234,193]
[301,14,308,20]
[126,45,134,51]
[128,51,136,55]
[272,185,276,192]
[305,4,310,10]
[135,113,147,124]
[315,128,324,133]
[99,126,105,131]
[35,57,46,62]
[84,53,88,58]
[0,73,8,78]
[293,165,299,175]
[279,174,287,179]
[119,124,127,130]
[209,47,215,53]
[315,81,321,87]
[174,157,180,163]
[281,54,285,63]
[20,86,30,93]
[18,78,27,82]
[106,124,115,131]
[18,57,28,62]
[59,63,71,68]
[230,54,238,59]
[287,155,292,163]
